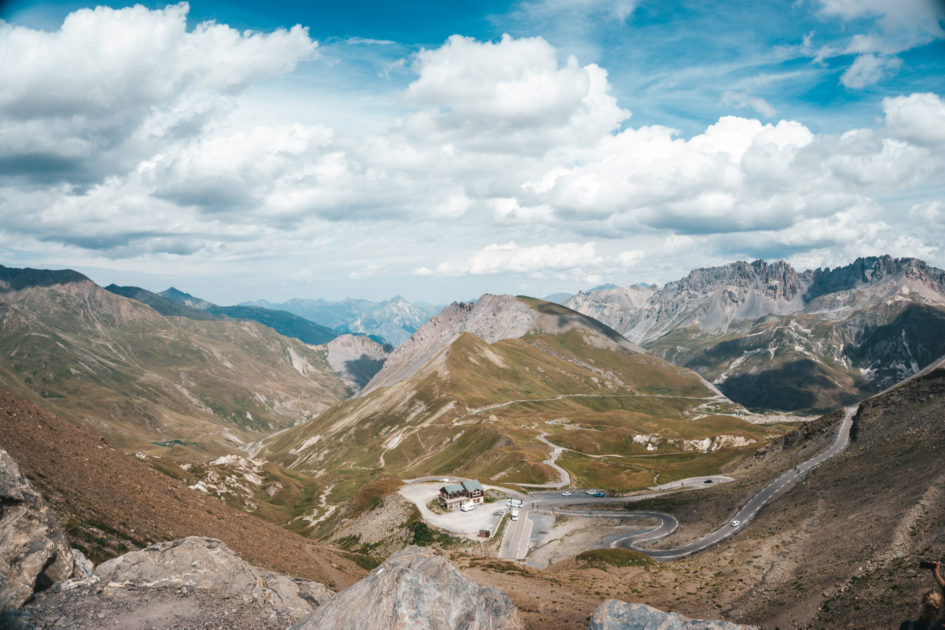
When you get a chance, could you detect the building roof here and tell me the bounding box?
[441,483,465,495]
[461,479,484,493]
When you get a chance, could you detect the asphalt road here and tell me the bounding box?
[414,405,855,563]
[498,509,533,560]
[613,405,856,560]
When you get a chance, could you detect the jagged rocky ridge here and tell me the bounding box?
[566,256,945,411]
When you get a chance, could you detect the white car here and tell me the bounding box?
[585,489,596,495]
[440,478,450,483]
[562,491,572,496]
[730,519,741,527]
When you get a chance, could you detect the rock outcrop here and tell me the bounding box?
[590,599,757,630]
[0,447,75,612]
[4,537,333,629]
[325,334,391,390]
[290,546,524,630]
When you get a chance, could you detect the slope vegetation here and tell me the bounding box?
[0,387,364,588]
[0,267,351,459]
[261,296,784,531]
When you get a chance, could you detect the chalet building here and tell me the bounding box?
[439,479,485,511]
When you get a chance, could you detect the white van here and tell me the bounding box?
[460,501,476,512]
[510,508,520,521]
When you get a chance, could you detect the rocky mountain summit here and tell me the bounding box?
[361,293,640,395]
[567,256,945,411]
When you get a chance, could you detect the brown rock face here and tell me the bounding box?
[0,447,74,612]
[290,546,524,630]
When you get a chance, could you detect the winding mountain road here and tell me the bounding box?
[516,434,571,489]
[612,405,856,560]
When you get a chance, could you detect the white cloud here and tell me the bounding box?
[839,53,901,89]
[404,34,628,153]
[421,241,602,276]
[0,13,943,294]
[722,91,777,118]
[882,93,945,146]
[0,3,316,182]
[909,200,945,223]
[818,0,945,52]
[615,249,644,267]
[814,0,943,89]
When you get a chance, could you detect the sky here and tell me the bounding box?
[0,0,943,305]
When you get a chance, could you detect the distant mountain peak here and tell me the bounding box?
[0,264,91,293]
[160,287,215,310]
[360,294,639,396]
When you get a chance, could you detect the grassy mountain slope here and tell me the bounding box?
[0,387,365,588]
[447,368,945,629]
[105,284,222,320]
[207,305,339,345]
[107,284,340,345]
[0,271,351,460]
[260,297,786,532]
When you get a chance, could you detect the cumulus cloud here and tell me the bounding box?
[0,3,316,184]
[404,34,628,153]
[0,11,943,289]
[882,93,945,146]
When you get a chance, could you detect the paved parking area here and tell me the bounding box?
[398,482,509,537]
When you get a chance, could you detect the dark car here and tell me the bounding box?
[592,491,606,497]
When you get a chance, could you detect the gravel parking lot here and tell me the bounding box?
[398,483,510,537]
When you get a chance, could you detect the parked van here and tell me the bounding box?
[506,498,523,508]
[460,501,476,512]
[511,508,520,521]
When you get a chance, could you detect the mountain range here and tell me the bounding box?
[565,256,945,412]
[106,284,341,345]
[0,265,385,457]
[245,296,443,346]
[2,256,945,628]
[258,294,781,534]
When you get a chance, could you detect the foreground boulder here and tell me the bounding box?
[3,537,333,629]
[0,448,75,612]
[290,546,523,630]
[590,600,757,630]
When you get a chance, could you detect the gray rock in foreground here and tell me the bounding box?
[290,545,523,630]
[3,537,333,629]
[0,447,75,612]
[590,599,757,630]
